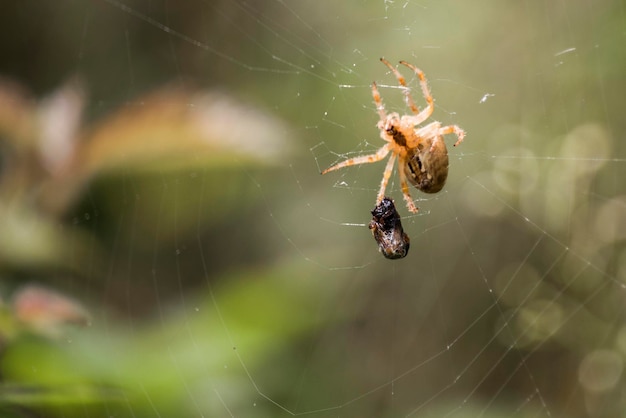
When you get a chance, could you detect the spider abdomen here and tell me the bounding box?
[404,138,449,194]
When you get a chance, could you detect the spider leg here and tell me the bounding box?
[397,155,419,213]
[321,143,391,175]
[438,124,466,147]
[371,81,388,122]
[399,60,435,126]
[380,57,420,115]
[376,151,397,205]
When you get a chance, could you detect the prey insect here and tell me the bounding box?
[322,58,465,213]
[369,197,410,260]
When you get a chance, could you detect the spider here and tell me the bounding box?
[322,57,465,213]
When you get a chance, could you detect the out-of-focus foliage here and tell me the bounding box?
[0,78,291,272]
[1,266,337,417]
[0,75,305,416]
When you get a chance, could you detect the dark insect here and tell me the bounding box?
[369,197,410,260]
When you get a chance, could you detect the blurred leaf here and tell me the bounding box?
[12,285,90,338]
[37,79,84,175]
[0,201,98,274]
[0,259,339,416]
[0,78,294,273]
[40,87,293,215]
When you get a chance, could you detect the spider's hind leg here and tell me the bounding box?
[438,125,466,147]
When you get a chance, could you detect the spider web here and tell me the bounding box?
[2,0,626,417]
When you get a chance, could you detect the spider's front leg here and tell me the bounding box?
[375,152,397,205]
[321,143,391,175]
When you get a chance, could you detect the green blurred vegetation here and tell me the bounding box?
[0,0,625,417]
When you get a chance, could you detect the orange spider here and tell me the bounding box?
[322,57,465,213]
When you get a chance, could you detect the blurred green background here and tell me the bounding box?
[0,0,625,417]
